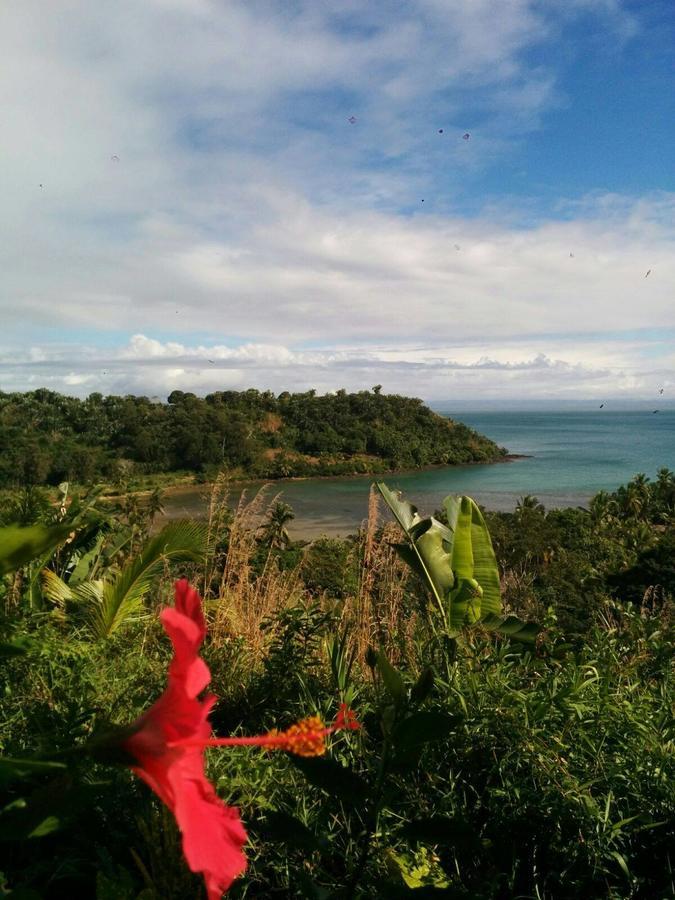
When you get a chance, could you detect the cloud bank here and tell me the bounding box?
[1,1,671,405]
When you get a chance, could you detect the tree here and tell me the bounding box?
[515,495,546,516]
[259,501,295,550]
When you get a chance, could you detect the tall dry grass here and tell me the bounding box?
[209,486,304,661]
[198,481,417,672]
[341,486,416,667]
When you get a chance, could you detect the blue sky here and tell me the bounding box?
[0,0,673,406]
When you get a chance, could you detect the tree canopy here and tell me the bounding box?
[0,387,505,487]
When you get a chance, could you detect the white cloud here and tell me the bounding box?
[1,330,672,405]
[0,1,667,406]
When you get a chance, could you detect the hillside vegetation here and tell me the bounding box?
[0,388,504,488]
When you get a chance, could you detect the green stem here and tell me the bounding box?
[345,733,392,895]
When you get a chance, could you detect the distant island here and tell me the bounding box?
[0,387,507,488]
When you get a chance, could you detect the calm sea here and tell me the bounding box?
[160,410,675,539]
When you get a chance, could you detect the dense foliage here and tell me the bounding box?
[0,470,673,899]
[483,469,675,637]
[0,388,504,488]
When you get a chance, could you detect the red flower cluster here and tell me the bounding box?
[122,580,358,900]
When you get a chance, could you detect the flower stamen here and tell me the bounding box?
[168,706,359,757]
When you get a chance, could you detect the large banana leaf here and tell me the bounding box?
[376,483,451,625]
[447,577,483,631]
[0,523,74,576]
[377,483,488,628]
[480,613,541,643]
[68,532,106,584]
[446,496,501,620]
[377,483,539,643]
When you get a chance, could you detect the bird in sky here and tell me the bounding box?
[659,388,664,394]
[570,252,575,258]
[653,409,659,414]
[111,155,120,162]
[208,359,215,364]
[347,116,357,124]
[462,132,470,140]
[599,403,604,408]
[645,269,651,278]
[438,128,443,134]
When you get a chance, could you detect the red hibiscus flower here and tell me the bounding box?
[121,579,358,900]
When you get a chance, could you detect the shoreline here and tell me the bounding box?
[125,452,532,502]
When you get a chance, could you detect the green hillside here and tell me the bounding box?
[0,387,505,488]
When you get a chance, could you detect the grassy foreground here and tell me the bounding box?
[0,473,673,899]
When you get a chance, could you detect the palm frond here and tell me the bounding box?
[40,569,73,607]
[87,520,207,639]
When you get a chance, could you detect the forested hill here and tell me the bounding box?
[0,387,505,487]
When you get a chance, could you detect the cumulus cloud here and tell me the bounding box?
[1,331,671,406]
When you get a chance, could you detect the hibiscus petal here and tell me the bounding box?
[169,756,247,899]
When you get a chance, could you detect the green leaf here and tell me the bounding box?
[393,712,457,753]
[480,613,541,644]
[376,482,422,532]
[445,497,501,620]
[27,815,61,838]
[69,531,106,584]
[448,497,474,582]
[610,849,631,880]
[290,756,369,807]
[0,523,74,576]
[376,484,451,625]
[444,495,461,535]
[40,569,73,607]
[447,578,482,631]
[462,498,501,619]
[415,522,456,598]
[379,483,538,638]
[377,650,406,702]
[0,799,64,843]
[410,667,435,706]
[0,757,67,787]
[86,520,207,639]
[0,641,27,660]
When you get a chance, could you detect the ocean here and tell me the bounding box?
[160,410,675,538]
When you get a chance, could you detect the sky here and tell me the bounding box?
[1,0,674,407]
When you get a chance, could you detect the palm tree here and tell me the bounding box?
[259,501,295,550]
[619,476,652,523]
[41,520,207,639]
[515,495,546,516]
[589,490,618,527]
[654,468,675,523]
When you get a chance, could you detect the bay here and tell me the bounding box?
[159,410,675,540]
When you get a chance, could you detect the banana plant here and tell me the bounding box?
[376,483,539,643]
[41,520,208,639]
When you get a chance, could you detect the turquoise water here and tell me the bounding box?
[439,410,675,500]
[161,411,675,538]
